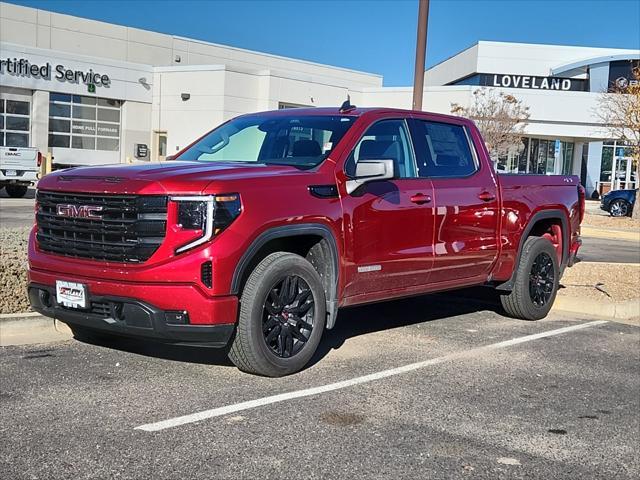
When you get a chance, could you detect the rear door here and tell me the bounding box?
[409,117,500,284]
[340,117,435,298]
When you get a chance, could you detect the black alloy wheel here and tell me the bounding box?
[262,275,314,358]
[529,252,555,307]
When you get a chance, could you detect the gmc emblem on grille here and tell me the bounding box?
[56,204,103,220]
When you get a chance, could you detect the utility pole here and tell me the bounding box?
[412,0,430,111]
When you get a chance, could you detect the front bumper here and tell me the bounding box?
[28,283,235,347]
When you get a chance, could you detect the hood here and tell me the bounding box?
[37,161,315,195]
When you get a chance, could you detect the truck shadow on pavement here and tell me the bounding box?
[309,287,504,368]
[73,287,504,370]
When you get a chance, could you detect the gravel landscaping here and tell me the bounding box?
[559,261,640,302]
[582,212,640,230]
[0,226,31,314]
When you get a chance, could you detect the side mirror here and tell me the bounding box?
[346,159,394,194]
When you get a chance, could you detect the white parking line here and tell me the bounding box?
[135,320,608,432]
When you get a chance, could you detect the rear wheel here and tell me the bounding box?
[229,252,326,377]
[500,236,559,321]
[609,199,630,217]
[5,185,28,198]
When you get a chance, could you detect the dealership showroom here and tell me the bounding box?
[1,1,639,198]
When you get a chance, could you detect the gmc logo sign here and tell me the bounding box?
[56,204,103,220]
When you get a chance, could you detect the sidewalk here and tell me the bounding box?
[0,313,71,346]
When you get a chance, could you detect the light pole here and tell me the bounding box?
[412,0,430,111]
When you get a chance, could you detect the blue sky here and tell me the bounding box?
[6,0,640,86]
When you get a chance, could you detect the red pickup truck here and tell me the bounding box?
[28,106,584,376]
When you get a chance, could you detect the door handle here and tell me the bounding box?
[410,193,432,205]
[478,191,496,202]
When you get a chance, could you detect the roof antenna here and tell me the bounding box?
[339,95,356,113]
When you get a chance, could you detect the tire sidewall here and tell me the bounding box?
[243,254,326,376]
[5,185,28,198]
[516,237,560,320]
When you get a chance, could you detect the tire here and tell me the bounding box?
[500,236,560,321]
[229,252,326,377]
[4,185,28,198]
[609,199,630,217]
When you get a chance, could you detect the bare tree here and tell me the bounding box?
[451,88,530,164]
[596,67,640,218]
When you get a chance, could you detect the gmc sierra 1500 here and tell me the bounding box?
[28,106,584,376]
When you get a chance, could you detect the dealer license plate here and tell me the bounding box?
[56,281,87,309]
[5,169,17,177]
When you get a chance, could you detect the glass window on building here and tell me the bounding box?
[599,140,637,193]
[0,98,30,147]
[48,94,121,151]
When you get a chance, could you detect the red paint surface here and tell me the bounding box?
[30,107,582,326]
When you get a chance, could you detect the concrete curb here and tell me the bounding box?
[0,315,71,346]
[553,296,640,321]
[581,226,640,242]
[0,311,41,319]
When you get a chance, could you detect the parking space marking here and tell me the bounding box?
[135,320,607,432]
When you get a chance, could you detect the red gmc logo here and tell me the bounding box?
[56,204,103,220]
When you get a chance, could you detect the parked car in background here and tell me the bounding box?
[28,106,584,376]
[600,188,638,217]
[0,146,40,198]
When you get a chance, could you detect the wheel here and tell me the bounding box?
[229,252,326,377]
[4,185,28,198]
[500,236,559,321]
[609,199,630,217]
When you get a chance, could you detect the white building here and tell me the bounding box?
[1,1,638,197]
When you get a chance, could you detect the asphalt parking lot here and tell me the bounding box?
[0,188,35,229]
[1,294,638,479]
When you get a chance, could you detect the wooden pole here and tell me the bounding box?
[412,0,430,111]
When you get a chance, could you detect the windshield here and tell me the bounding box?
[176,114,356,168]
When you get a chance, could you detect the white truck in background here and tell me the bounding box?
[0,147,40,198]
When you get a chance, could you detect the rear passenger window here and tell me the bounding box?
[414,121,477,178]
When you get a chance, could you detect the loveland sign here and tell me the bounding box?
[0,57,111,87]
[475,73,587,91]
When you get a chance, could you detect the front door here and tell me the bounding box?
[340,118,435,297]
[409,118,500,285]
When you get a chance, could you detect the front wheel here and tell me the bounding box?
[500,236,560,321]
[609,199,630,217]
[229,252,326,377]
[5,185,28,198]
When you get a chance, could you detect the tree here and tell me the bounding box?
[451,88,530,165]
[596,67,640,218]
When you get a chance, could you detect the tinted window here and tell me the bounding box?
[414,121,477,178]
[346,119,416,178]
[177,115,355,168]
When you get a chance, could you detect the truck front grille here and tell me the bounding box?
[36,190,168,263]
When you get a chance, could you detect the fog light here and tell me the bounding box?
[166,310,189,325]
[39,289,52,308]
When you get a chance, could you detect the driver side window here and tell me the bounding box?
[346,119,416,178]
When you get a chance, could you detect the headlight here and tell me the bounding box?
[170,194,241,254]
